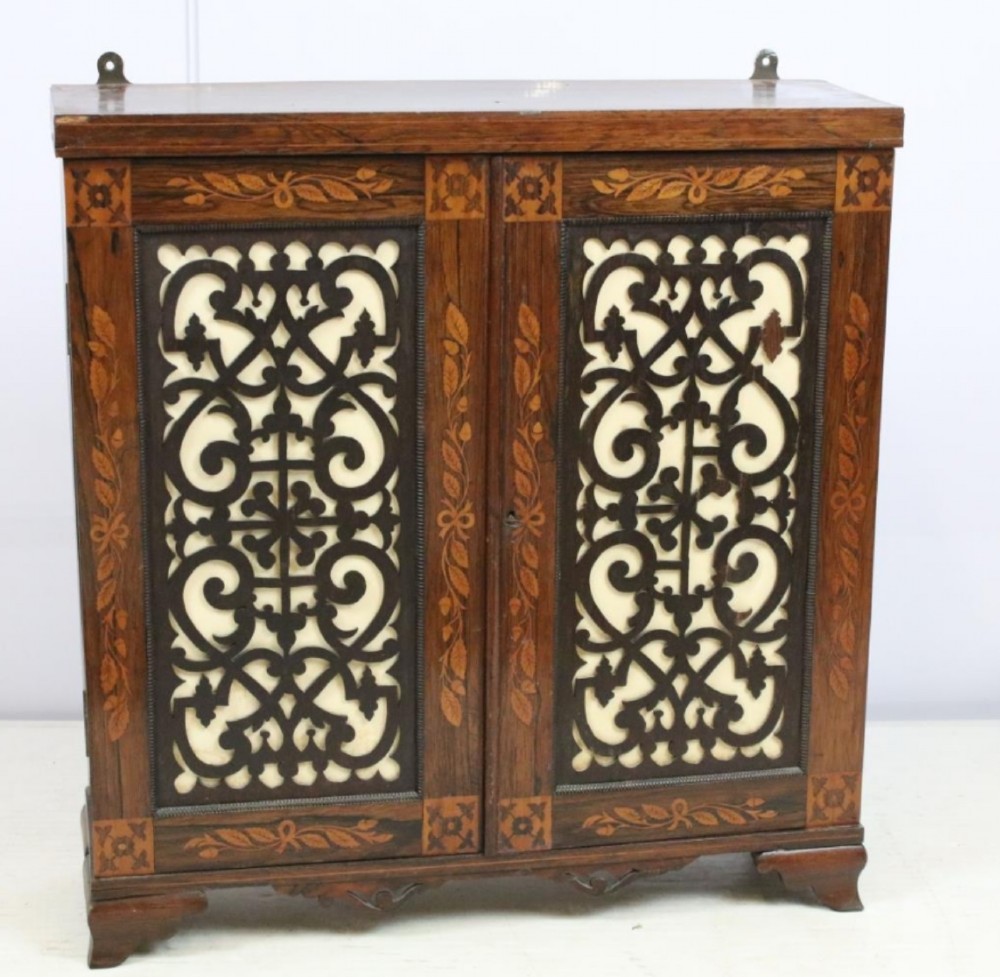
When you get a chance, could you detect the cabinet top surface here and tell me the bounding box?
[52,78,903,157]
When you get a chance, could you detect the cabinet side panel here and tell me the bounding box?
[808,151,893,826]
[422,160,490,852]
[66,176,152,823]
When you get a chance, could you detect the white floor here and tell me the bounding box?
[0,720,997,975]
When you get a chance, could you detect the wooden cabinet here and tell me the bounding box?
[52,53,902,967]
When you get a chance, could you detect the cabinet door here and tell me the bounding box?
[490,152,890,852]
[68,156,489,876]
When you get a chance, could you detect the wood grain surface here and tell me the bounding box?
[54,74,901,963]
[53,80,902,158]
[807,161,893,826]
[67,199,151,826]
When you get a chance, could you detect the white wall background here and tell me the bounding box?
[0,0,997,720]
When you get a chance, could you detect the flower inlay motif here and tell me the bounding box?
[437,303,475,726]
[498,796,551,852]
[92,818,154,877]
[503,159,562,222]
[184,818,393,859]
[583,797,778,837]
[426,158,485,219]
[86,306,132,741]
[508,304,545,726]
[828,293,872,701]
[66,164,131,226]
[167,168,394,209]
[593,165,806,205]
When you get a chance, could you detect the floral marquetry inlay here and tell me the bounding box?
[503,158,562,221]
[808,772,860,825]
[66,164,131,226]
[835,153,893,212]
[426,158,485,220]
[828,293,872,701]
[139,227,420,806]
[92,819,154,877]
[423,796,479,854]
[582,797,778,837]
[593,164,806,205]
[508,304,545,726]
[437,302,475,727]
[498,796,551,852]
[183,817,393,860]
[167,168,394,209]
[86,306,132,741]
[559,220,826,784]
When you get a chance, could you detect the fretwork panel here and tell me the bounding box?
[557,218,827,786]
[138,226,421,807]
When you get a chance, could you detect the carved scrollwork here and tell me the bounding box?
[554,858,694,895]
[562,868,641,895]
[349,883,425,911]
[276,880,428,910]
[559,220,825,783]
